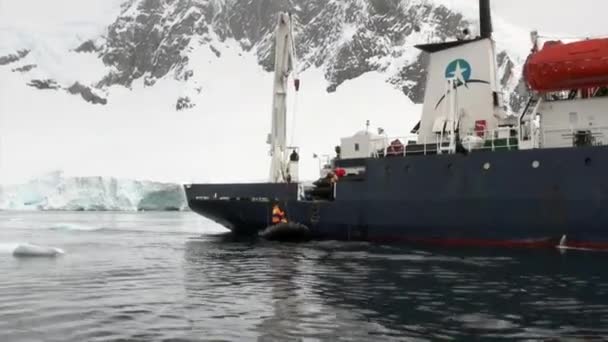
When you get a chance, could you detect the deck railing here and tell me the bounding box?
[540,125,608,148]
[370,127,520,158]
[370,124,608,159]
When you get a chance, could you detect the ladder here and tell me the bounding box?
[519,95,541,125]
[518,95,543,149]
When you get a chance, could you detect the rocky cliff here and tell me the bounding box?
[2,0,529,111]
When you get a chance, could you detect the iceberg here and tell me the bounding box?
[12,244,65,258]
[0,171,187,211]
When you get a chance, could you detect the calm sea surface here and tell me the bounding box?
[1,211,607,341]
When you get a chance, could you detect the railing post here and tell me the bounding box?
[542,126,545,148]
[424,137,427,155]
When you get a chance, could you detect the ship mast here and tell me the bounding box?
[268,12,299,183]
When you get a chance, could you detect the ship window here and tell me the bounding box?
[585,157,592,166]
[447,163,453,170]
[404,165,411,173]
[483,162,491,171]
[532,160,540,169]
[354,143,360,152]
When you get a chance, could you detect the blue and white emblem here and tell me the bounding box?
[445,59,472,85]
[434,58,488,109]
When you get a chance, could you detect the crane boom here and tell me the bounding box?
[268,12,298,183]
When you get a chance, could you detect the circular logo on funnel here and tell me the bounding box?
[445,59,472,82]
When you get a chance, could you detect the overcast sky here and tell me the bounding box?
[493,0,608,36]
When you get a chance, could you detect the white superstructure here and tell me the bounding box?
[417,38,502,145]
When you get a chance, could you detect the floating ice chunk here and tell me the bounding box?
[49,223,101,231]
[12,244,65,258]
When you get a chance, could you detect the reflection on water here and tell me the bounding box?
[183,235,608,341]
[0,212,608,341]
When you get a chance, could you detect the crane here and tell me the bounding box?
[268,12,300,183]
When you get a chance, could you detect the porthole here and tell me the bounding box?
[532,160,540,169]
[483,162,491,170]
[585,157,592,166]
[404,165,411,173]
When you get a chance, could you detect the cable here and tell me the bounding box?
[289,14,300,149]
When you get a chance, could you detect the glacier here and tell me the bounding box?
[0,171,187,211]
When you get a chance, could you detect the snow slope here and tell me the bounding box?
[0,0,123,54]
[0,36,419,185]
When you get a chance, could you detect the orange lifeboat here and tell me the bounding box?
[524,38,608,92]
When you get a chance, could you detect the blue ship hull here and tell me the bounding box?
[185,146,608,249]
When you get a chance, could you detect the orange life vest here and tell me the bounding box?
[271,205,287,224]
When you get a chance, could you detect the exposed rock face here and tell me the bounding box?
[176,96,195,111]
[0,50,30,65]
[94,0,526,109]
[27,79,60,90]
[67,82,108,105]
[496,50,529,113]
[389,52,430,105]
[509,78,531,113]
[12,64,37,73]
[1,1,528,110]
[74,40,101,53]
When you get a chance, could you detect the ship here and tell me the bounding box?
[185,0,608,249]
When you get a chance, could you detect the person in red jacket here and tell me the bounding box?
[335,168,346,178]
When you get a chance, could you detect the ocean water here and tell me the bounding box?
[1,212,607,341]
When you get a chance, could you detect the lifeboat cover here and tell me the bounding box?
[524,38,608,92]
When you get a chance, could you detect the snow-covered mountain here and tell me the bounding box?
[0,0,533,188]
[9,0,530,110]
[0,171,186,211]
